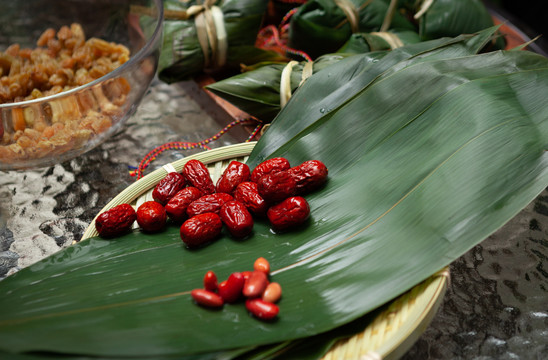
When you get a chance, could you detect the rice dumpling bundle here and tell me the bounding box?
[157,0,283,82]
[288,0,415,59]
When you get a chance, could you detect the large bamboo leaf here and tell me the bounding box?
[1,35,548,359]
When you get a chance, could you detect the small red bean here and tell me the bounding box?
[218,272,245,303]
[243,270,269,298]
[262,282,282,303]
[203,270,218,292]
[191,289,224,308]
[245,299,279,320]
[253,257,270,274]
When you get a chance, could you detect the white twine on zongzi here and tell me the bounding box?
[280,61,299,108]
[370,31,404,49]
[414,0,435,19]
[360,351,382,360]
[334,0,360,33]
[193,1,227,70]
[380,0,398,32]
[155,0,227,71]
[300,61,314,86]
[280,60,315,108]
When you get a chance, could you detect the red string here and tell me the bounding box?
[256,8,312,62]
[130,118,263,179]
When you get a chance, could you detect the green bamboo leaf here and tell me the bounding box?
[1,34,547,359]
[206,26,498,125]
[249,26,500,162]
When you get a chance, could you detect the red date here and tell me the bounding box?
[216,161,250,194]
[245,299,279,320]
[180,212,222,248]
[251,157,291,183]
[257,170,297,204]
[95,203,136,238]
[165,187,203,223]
[289,160,328,194]
[136,201,167,233]
[186,193,234,218]
[219,201,254,238]
[152,172,186,205]
[267,196,310,231]
[233,181,268,216]
[182,159,215,195]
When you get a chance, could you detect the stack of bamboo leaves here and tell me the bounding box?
[205,0,508,123]
[1,27,547,359]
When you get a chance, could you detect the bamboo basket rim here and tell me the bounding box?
[80,142,449,360]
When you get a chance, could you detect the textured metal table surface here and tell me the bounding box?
[1,78,547,359]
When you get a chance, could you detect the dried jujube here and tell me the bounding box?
[165,187,203,223]
[219,200,254,238]
[216,160,250,194]
[95,203,136,238]
[182,159,215,195]
[233,181,268,216]
[288,160,328,194]
[257,170,297,204]
[186,192,234,218]
[136,201,167,233]
[267,196,310,231]
[250,157,291,183]
[180,212,222,248]
[152,172,186,205]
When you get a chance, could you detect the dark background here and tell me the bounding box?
[489,0,547,41]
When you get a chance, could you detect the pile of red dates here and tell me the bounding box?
[95,157,328,246]
[94,157,327,321]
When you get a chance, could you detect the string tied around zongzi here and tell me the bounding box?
[414,0,435,19]
[334,0,360,33]
[280,60,314,108]
[369,32,404,49]
[131,0,228,71]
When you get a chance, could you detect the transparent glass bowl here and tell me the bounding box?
[0,0,163,170]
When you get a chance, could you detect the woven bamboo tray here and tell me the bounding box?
[81,142,449,360]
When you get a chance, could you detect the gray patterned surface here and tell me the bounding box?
[0,79,546,359]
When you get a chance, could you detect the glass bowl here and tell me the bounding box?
[0,0,163,170]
